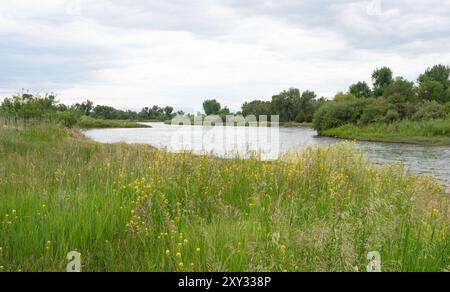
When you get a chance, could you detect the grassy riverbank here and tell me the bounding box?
[0,121,448,272]
[321,119,450,146]
[77,116,152,129]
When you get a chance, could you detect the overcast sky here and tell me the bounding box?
[1,0,450,112]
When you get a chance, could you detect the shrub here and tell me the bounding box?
[384,110,401,123]
[333,92,357,102]
[413,101,448,121]
[54,111,81,127]
[359,98,394,125]
[313,99,365,132]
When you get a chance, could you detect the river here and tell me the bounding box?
[84,122,450,181]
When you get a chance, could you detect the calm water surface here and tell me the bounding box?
[84,122,450,181]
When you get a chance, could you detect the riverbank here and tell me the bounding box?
[321,119,450,146]
[77,117,152,129]
[0,122,448,272]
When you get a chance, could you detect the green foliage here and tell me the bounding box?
[54,111,82,127]
[359,98,395,125]
[384,110,401,123]
[139,105,175,121]
[349,81,372,98]
[76,116,151,129]
[203,99,222,115]
[218,106,231,116]
[294,90,319,123]
[384,77,417,103]
[413,101,449,121]
[372,67,393,97]
[242,88,322,123]
[418,64,450,85]
[333,92,357,102]
[0,94,176,127]
[314,64,450,135]
[0,94,59,119]
[270,88,301,122]
[242,100,272,117]
[418,80,448,103]
[323,119,450,144]
[418,65,450,103]
[313,99,365,132]
[72,100,94,116]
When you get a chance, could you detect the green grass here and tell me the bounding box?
[322,119,450,146]
[0,121,448,272]
[279,121,313,128]
[77,116,152,129]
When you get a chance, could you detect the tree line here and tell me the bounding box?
[0,94,179,126]
[2,64,449,130]
[201,64,450,130]
[313,65,450,132]
[202,89,326,123]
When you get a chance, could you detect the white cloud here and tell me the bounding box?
[1,0,449,111]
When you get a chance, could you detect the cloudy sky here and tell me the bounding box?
[1,0,450,112]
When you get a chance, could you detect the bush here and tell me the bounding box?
[313,99,365,132]
[54,111,81,127]
[413,101,448,121]
[446,102,450,114]
[359,98,394,125]
[384,110,401,123]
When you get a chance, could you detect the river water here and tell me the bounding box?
[84,122,450,181]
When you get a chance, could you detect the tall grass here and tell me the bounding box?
[322,119,450,145]
[77,116,151,129]
[0,122,448,272]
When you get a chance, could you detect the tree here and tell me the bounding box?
[380,77,417,118]
[294,90,317,123]
[163,106,174,119]
[203,99,221,115]
[0,94,60,119]
[93,105,118,119]
[313,99,365,133]
[359,98,394,125]
[413,101,448,121]
[418,65,450,86]
[349,81,372,98]
[383,77,417,103]
[333,92,357,102]
[418,65,450,103]
[418,80,446,103]
[270,88,301,122]
[218,107,231,116]
[372,67,393,97]
[74,100,94,116]
[242,100,271,117]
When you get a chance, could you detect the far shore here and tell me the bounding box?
[320,131,450,147]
